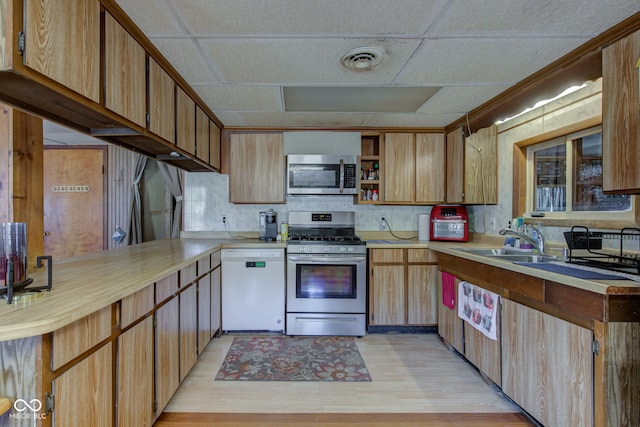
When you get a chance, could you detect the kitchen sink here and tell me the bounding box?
[453,248,557,263]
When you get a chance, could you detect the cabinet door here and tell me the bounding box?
[210,265,221,337]
[437,277,463,353]
[370,265,405,325]
[464,303,501,386]
[446,128,465,203]
[464,125,497,204]
[155,297,180,413]
[502,299,593,427]
[53,343,112,427]
[384,133,415,202]
[209,120,221,170]
[407,265,438,325]
[24,0,100,102]
[198,274,212,354]
[117,317,154,427]
[176,87,196,155]
[180,284,198,380]
[195,106,210,164]
[415,133,445,204]
[229,133,285,203]
[148,59,175,143]
[602,29,640,192]
[103,13,146,127]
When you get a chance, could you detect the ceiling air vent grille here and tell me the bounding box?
[340,47,386,71]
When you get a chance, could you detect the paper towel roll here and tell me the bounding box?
[418,214,430,241]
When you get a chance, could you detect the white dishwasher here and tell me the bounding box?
[221,248,285,332]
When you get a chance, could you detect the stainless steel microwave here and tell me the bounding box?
[287,154,358,195]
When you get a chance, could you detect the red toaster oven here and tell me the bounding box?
[429,205,469,242]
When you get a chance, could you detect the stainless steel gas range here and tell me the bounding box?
[286,211,366,336]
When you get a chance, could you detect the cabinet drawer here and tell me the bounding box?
[211,251,221,268]
[156,272,178,303]
[180,263,197,288]
[121,285,154,328]
[52,306,113,370]
[408,248,437,263]
[371,249,404,263]
[198,255,211,275]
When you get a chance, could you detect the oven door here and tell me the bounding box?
[286,253,366,313]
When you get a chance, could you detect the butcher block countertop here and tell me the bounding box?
[0,238,284,342]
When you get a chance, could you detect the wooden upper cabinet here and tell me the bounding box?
[384,133,415,203]
[195,106,210,164]
[446,127,465,204]
[104,13,146,127]
[415,133,445,204]
[464,124,497,204]
[209,120,221,170]
[602,29,640,193]
[229,133,285,203]
[176,87,196,155]
[148,58,175,144]
[24,0,100,102]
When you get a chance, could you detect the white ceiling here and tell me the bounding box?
[106,0,640,130]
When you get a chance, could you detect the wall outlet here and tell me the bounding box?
[380,218,387,231]
[222,216,227,224]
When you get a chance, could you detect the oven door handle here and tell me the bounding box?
[287,255,365,263]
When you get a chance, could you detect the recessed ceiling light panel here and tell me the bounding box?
[340,47,386,71]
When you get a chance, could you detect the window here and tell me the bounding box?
[527,126,632,218]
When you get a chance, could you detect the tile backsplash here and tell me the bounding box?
[183,172,433,233]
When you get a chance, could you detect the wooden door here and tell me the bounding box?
[148,59,175,143]
[179,284,198,380]
[176,87,196,155]
[407,264,438,325]
[446,128,465,203]
[415,133,446,204]
[209,121,221,170]
[155,297,180,413]
[464,125,498,204]
[370,265,405,325]
[43,147,105,259]
[196,106,210,164]
[384,133,415,203]
[210,265,221,337]
[437,276,464,353]
[464,300,501,386]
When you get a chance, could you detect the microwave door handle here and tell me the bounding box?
[339,159,345,193]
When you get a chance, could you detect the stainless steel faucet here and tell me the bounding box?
[499,223,545,254]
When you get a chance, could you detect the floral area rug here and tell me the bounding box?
[215,336,372,382]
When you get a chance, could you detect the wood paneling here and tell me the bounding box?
[24,0,100,102]
[155,297,180,414]
[384,133,415,202]
[501,299,593,427]
[176,87,196,155]
[0,0,7,70]
[120,284,154,328]
[104,12,146,127]
[118,317,154,427]
[106,145,137,250]
[148,58,176,143]
[446,127,465,204]
[54,342,112,427]
[229,133,285,203]
[52,306,112,370]
[416,133,446,203]
[0,337,39,420]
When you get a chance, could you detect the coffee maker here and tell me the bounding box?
[259,210,278,241]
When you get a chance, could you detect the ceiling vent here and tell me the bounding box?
[340,47,386,71]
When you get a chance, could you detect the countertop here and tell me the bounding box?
[2,236,638,342]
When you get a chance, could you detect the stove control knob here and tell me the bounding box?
[340,247,347,252]
[348,247,355,252]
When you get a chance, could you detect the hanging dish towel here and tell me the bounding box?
[458,281,499,340]
[441,272,456,310]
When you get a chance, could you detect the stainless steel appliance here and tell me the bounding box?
[286,211,366,336]
[287,154,358,195]
[259,209,278,241]
[429,205,469,242]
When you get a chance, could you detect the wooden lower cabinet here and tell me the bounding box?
[179,285,198,381]
[502,299,593,427]
[53,343,112,427]
[155,297,180,414]
[117,317,154,427]
[464,301,501,386]
[210,263,222,337]
[437,276,463,353]
[197,256,212,354]
[369,248,438,326]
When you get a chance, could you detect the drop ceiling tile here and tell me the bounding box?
[220,112,371,128]
[198,38,420,84]
[116,0,186,36]
[397,37,587,85]
[418,85,510,114]
[170,0,447,35]
[429,0,640,36]
[150,39,220,84]
[194,85,282,112]
[360,113,461,128]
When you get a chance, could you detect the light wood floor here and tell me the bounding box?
[154,333,535,426]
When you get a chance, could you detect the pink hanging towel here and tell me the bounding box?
[441,272,456,310]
